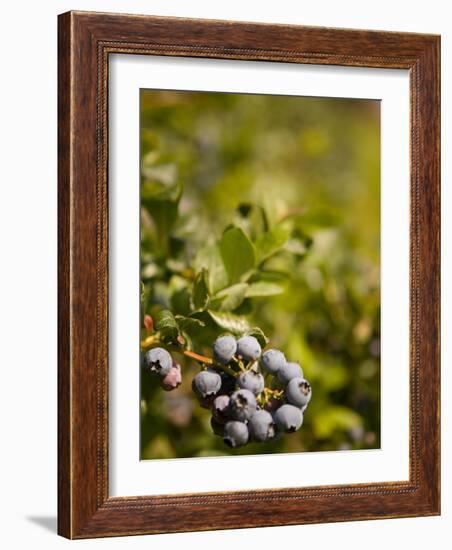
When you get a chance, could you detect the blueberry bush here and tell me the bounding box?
[140,90,381,458]
[141,195,314,449]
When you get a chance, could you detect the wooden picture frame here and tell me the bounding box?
[58,11,440,538]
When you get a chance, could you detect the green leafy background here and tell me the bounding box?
[140,90,380,459]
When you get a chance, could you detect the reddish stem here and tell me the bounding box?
[183,349,213,364]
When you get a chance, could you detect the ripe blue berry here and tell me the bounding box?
[192,368,222,398]
[274,404,304,432]
[248,409,276,442]
[213,335,237,365]
[144,347,172,376]
[277,361,303,385]
[229,389,257,421]
[160,363,182,391]
[212,394,231,424]
[236,336,261,362]
[285,377,312,408]
[260,349,286,375]
[223,420,249,448]
[237,370,265,395]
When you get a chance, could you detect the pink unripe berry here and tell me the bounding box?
[143,314,153,331]
[160,363,182,391]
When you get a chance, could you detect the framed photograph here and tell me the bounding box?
[58,11,440,538]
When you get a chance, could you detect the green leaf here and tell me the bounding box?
[207,310,250,334]
[181,331,193,351]
[235,203,269,239]
[284,237,309,257]
[140,281,147,307]
[142,162,177,187]
[245,327,269,347]
[219,227,256,284]
[213,283,248,312]
[141,174,181,203]
[194,244,228,294]
[245,281,284,297]
[140,129,159,157]
[175,315,206,332]
[192,269,209,310]
[144,199,179,246]
[255,225,291,263]
[141,173,182,252]
[170,287,191,316]
[155,309,179,343]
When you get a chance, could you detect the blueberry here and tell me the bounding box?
[229,389,257,421]
[213,335,237,365]
[192,368,222,398]
[277,362,303,385]
[260,349,286,375]
[274,404,304,432]
[236,336,261,362]
[144,347,172,376]
[211,416,225,437]
[212,394,231,424]
[237,370,265,395]
[223,420,249,447]
[285,377,312,408]
[248,409,276,442]
[160,363,182,391]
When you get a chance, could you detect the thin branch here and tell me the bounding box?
[182,349,213,364]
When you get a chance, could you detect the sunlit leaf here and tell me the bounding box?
[142,163,177,186]
[155,309,179,343]
[207,310,250,334]
[192,269,209,310]
[213,283,248,312]
[141,179,182,203]
[175,315,206,332]
[284,238,309,256]
[245,281,284,297]
[220,227,256,284]
[194,244,228,294]
[143,198,179,248]
[235,203,269,239]
[255,224,291,263]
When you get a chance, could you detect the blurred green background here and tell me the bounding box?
[140,89,380,459]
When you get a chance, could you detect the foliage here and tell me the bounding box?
[140,90,380,459]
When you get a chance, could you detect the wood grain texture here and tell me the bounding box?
[57,10,72,539]
[57,11,440,539]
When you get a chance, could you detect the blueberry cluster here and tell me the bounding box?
[195,335,312,448]
[144,335,312,448]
